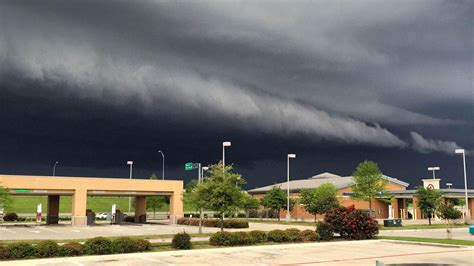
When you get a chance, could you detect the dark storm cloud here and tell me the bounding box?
[0,0,472,186]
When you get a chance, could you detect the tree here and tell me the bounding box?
[300,183,339,222]
[438,202,462,239]
[242,193,260,218]
[149,172,158,180]
[0,185,11,211]
[261,186,287,221]
[191,162,246,231]
[146,173,167,218]
[417,186,443,225]
[350,161,387,218]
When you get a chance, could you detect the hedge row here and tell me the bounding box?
[209,229,319,246]
[177,218,249,228]
[0,237,151,260]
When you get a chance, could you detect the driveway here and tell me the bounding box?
[0,222,312,241]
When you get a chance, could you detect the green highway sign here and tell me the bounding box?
[185,162,194,171]
[15,189,30,193]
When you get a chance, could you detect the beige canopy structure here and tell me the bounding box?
[0,175,183,226]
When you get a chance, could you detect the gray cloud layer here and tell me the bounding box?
[0,0,471,150]
[410,132,463,155]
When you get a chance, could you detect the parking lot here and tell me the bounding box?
[0,222,313,241]
[2,240,472,266]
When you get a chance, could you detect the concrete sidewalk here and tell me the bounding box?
[2,240,472,265]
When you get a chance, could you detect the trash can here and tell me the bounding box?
[469,225,474,235]
[383,219,402,227]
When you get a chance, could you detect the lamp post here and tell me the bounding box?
[222,141,231,171]
[127,161,133,214]
[201,166,209,182]
[286,154,296,222]
[455,149,469,220]
[158,150,165,180]
[427,166,440,179]
[53,161,59,176]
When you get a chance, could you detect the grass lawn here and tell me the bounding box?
[248,219,315,226]
[6,196,195,214]
[379,224,469,230]
[377,236,474,246]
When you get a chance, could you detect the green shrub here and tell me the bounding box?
[300,230,319,242]
[0,246,9,260]
[177,218,249,228]
[285,229,303,242]
[7,242,36,259]
[3,213,18,222]
[172,232,192,250]
[316,221,334,241]
[267,230,288,243]
[209,232,239,246]
[124,216,135,223]
[133,239,152,252]
[113,237,137,253]
[234,232,252,245]
[248,230,267,243]
[35,240,59,258]
[58,242,84,257]
[84,237,114,255]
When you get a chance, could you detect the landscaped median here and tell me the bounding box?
[177,217,249,228]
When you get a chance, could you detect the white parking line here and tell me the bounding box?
[38,227,59,233]
[29,230,41,234]
[0,228,16,233]
[70,229,81,233]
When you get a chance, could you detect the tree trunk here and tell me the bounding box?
[428,215,432,225]
[314,214,317,223]
[153,209,156,219]
[369,199,373,218]
[198,208,203,234]
[220,214,224,232]
[277,210,280,221]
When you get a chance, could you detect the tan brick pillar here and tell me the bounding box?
[391,197,399,219]
[169,191,183,224]
[46,195,60,224]
[412,196,422,220]
[134,196,147,223]
[71,189,87,226]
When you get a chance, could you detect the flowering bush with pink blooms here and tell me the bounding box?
[324,205,378,240]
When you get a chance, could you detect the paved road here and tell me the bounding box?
[0,222,313,241]
[2,240,473,266]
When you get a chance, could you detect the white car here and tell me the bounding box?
[96,212,108,219]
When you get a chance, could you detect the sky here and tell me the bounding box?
[0,0,472,189]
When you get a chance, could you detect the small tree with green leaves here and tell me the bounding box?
[0,185,11,212]
[242,193,260,218]
[300,183,339,222]
[438,202,462,239]
[351,161,387,218]
[417,186,443,225]
[191,162,246,231]
[261,186,288,221]
[146,173,167,218]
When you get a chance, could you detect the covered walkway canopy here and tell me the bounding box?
[0,175,183,226]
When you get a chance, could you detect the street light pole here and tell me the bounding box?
[158,150,165,180]
[53,161,59,177]
[286,154,296,222]
[455,149,469,220]
[127,161,133,214]
[222,141,231,172]
[427,166,440,179]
